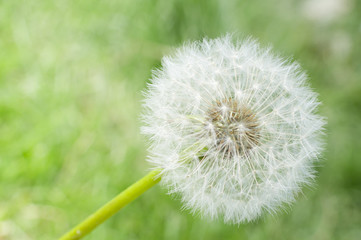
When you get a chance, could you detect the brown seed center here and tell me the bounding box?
[206,98,260,157]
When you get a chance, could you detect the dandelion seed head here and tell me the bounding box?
[141,35,326,223]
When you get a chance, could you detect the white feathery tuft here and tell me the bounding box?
[141,35,326,224]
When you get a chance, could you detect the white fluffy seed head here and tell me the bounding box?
[141,35,326,224]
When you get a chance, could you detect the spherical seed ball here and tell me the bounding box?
[141,35,325,224]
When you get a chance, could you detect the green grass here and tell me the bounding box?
[0,0,360,239]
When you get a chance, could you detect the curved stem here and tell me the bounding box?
[59,169,162,240]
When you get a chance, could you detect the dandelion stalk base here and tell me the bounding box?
[59,169,161,240]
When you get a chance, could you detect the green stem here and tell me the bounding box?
[59,169,162,240]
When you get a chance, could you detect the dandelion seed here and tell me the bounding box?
[142,35,325,223]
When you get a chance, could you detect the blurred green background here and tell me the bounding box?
[0,0,360,239]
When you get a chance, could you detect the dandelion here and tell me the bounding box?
[141,35,325,223]
[60,35,325,239]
